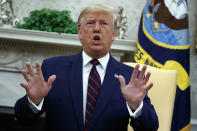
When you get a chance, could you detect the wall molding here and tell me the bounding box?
[0,27,136,72]
[191,118,197,125]
[0,27,136,51]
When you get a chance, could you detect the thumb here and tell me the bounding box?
[47,75,56,88]
[118,75,126,88]
[20,82,29,92]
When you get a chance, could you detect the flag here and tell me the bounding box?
[134,0,190,130]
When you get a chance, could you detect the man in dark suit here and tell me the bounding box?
[15,4,159,131]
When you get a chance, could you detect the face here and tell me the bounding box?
[78,11,116,59]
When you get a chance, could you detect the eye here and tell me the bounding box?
[87,22,93,24]
[101,21,107,26]
[86,21,94,26]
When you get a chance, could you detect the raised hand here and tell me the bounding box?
[118,64,153,110]
[20,61,56,105]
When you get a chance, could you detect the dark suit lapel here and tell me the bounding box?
[69,52,84,131]
[89,56,121,129]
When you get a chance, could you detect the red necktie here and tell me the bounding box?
[85,59,101,131]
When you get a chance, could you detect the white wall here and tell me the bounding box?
[9,0,146,40]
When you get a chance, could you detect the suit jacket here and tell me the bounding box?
[15,52,158,131]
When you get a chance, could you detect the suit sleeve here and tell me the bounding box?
[130,94,159,131]
[14,95,44,124]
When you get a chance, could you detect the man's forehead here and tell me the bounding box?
[84,11,112,18]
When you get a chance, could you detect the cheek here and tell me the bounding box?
[79,27,91,38]
[103,33,114,42]
[80,32,90,41]
[83,29,92,38]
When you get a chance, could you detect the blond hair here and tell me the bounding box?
[78,4,117,32]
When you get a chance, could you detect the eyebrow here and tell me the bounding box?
[86,19,110,23]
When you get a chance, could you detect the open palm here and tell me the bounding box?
[20,61,56,105]
[118,64,153,110]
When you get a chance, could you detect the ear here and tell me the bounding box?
[112,31,116,41]
[78,26,82,40]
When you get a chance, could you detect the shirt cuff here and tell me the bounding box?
[27,97,44,113]
[126,101,143,119]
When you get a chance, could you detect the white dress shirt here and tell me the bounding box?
[28,51,143,120]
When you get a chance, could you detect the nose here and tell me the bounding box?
[93,22,101,33]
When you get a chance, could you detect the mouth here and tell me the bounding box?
[94,36,100,41]
[93,36,101,44]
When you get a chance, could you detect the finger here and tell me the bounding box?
[20,82,29,91]
[35,61,44,79]
[138,65,147,80]
[47,75,56,88]
[21,69,31,82]
[145,82,153,92]
[130,64,140,83]
[118,75,126,88]
[143,72,151,84]
[26,62,34,76]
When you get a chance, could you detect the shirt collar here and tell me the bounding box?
[82,50,109,70]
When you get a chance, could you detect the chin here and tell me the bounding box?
[91,46,103,51]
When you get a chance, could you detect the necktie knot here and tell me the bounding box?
[90,59,100,66]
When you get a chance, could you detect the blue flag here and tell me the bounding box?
[134,0,190,130]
